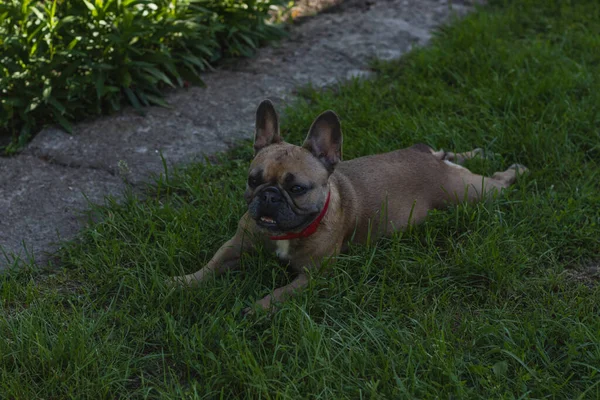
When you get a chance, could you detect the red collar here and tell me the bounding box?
[270,191,331,241]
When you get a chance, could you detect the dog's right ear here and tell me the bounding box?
[254,99,282,154]
[302,110,342,172]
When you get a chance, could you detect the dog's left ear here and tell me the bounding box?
[302,110,343,171]
[254,99,282,154]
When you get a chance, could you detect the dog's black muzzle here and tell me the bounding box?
[259,186,283,214]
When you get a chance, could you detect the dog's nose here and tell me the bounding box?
[261,187,282,204]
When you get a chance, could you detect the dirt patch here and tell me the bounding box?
[565,262,600,288]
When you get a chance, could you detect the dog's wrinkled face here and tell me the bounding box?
[246,100,342,234]
[245,143,330,233]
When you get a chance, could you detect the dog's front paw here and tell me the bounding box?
[508,163,529,176]
[241,306,255,317]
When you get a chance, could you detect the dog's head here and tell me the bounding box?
[245,100,342,234]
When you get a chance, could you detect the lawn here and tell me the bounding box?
[1,0,600,397]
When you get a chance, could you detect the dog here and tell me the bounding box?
[171,99,527,314]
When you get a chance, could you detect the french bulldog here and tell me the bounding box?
[171,100,527,314]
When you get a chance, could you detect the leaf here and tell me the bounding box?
[67,37,80,50]
[129,61,155,68]
[120,70,132,87]
[29,41,39,57]
[237,32,256,49]
[60,15,78,25]
[49,0,57,20]
[82,0,96,12]
[161,61,182,86]
[136,90,149,106]
[194,44,216,58]
[48,97,66,114]
[109,96,121,112]
[103,85,120,94]
[124,87,143,113]
[145,67,174,87]
[27,23,45,44]
[51,109,73,133]
[42,85,52,100]
[25,100,40,114]
[181,54,207,69]
[30,6,45,21]
[492,361,508,377]
[145,94,170,108]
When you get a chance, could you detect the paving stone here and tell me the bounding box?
[0,156,125,269]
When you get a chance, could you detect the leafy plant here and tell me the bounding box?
[0,0,288,153]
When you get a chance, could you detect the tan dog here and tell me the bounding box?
[172,100,526,313]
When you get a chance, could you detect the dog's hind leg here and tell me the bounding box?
[442,162,528,204]
[491,164,529,186]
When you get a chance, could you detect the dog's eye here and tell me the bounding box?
[248,176,259,187]
[290,185,306,194]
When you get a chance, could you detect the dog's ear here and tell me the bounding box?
[254,99,282,154]
[302,110,343,171]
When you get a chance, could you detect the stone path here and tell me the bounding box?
[0,0,477,269]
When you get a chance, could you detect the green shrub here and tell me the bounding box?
[0,0,288,152]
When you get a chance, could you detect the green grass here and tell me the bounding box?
[2,0,600,397]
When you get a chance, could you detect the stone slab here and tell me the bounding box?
[0,156,125,269]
